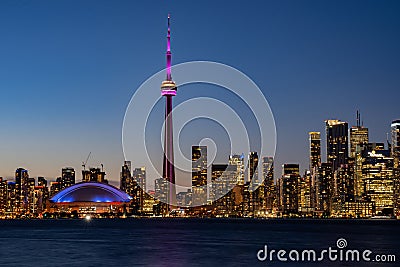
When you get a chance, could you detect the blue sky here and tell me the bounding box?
[0,0,399,186]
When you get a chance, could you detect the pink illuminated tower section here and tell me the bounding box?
[161,14,177,209]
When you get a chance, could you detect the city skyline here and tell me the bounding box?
[0,0,400,184]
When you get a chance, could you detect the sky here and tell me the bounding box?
[0,0,399,188]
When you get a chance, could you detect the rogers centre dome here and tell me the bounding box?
[50,182,132,204]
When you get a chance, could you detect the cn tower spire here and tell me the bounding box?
[166,13,172,81]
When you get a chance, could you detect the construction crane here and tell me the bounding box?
[82,152,91,171]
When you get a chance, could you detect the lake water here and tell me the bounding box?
[0,219,398,266]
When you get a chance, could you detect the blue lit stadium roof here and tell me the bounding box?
[49,182,132,203]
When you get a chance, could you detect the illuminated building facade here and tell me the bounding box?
[283,164,300,176]
[279,173,299,215]
[120,161,144,214]
[61,167,75,190]
[210,164,237,202]
[132,167,146,213]
[82,167,107,184]
[326,120,349,171]
[154,177,168,204]
[316,163,333,214]
[15,168,29,213]
[349,127,369,158]
[192,146,208,206]
[309,132,321,170]
[49,179,61,197]
[262,157,275,212]
[0,178,7,217]
[229,154,245,185]
[248,152,259,185]
[362,150,394,215]
[392,119,400,168]
[334,163,355,202]
[298,171,313,214]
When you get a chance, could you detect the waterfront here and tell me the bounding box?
[0,219,398,266]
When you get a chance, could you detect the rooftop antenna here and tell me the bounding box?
[357,110,360,127]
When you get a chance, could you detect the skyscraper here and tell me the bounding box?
[279,173,299,215]
[349,112,369,158]
[248,152,259,184]
[132,167,146,212]
[262,157,275,211]
[392,119,400,168]
[229,154,245,185]
[15,168,29,213]
[161,14,177,208]
[61,167,75,190]
[210,164,237,202]
[316,163,333,214]
[309,132,321,171]
[192,146,207,206]
[326,120,349,171]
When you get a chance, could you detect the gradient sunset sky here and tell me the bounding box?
[0,0,399,187]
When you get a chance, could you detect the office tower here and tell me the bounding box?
[120,161,142,214]
[262,157,275,211]
[120,161,132,193]
[279,173,299,215]
[210,164,237,202]
[211,164,238,215]
[334,163,355,202]
[49,179,61,197]
[298,171,313,215]
[27,177,36,214]
[0,178,7,216]
[349,127,369,158]
[210,164,227,202]
[82,167,106,183]
[15,168,29,213]
[120,162,134,196]
[393,120,400,217]
[38,177,47,187]
[349,111,369,158]
[155,178,168,204]
[37,177,49,212]
[6,182,17,218]
[61,167,75,190]
[229,154,245,185]
[354,142,386,198]
[133,167,146,193]
[326,120,349,171]
[161,15,177,208]
[133,167,146,212]
[192,146,207,206]
[316,163,333,214]
[282,164,300,176]
[248,152,259,184]
[309,132,321,171]
[392,120,400,168]
[361,146,394,215]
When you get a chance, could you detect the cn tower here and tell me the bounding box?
[161,14,177,209]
